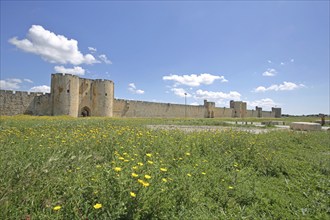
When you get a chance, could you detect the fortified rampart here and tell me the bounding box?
[0,90,51,116]
[0,73,281,118]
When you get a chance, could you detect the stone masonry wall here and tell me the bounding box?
[113,99,206,118]
[0,90,51,116]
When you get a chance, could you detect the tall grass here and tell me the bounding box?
[0,116,329,219]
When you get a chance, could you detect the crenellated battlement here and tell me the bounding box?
[0,73,281,118]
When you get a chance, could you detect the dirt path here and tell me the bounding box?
[145,124,288,134]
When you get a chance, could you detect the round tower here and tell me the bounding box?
[92,79,114,117]
[51,73,79,117]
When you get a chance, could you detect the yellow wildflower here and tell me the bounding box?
[131,173,139,178]
[187,173,192,177]
[162,178,167,183]
[53,205,61,211]
[118,157,125,160]
[228,186,234,189]
[202,172,206,175]
[160,168,167,172]
[147,160,154,164]
[137,162,144,166]
[142,182,150,187]
[96,165,102,168]
[138,179,150,187]
[144,174,151,179]
[146,153,152,157]
[93,203,102,209]
[132,166,138,170]
[114,167,122,172]
[130,192,136,198]
[185,152,191,156]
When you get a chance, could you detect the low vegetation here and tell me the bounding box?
[0,116,329,219]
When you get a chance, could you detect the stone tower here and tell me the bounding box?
[50,73,114,117]
[51,73,80,117]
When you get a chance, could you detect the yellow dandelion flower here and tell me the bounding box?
[137,179,144,184]
[146,153,152,157]
[160,168,167,172]
[138,162,144,166]
[187,173,192,177]
[132,166,138,170]
[162,178,167,182]
[228,186,234,189]
[118,157,125,160]
[130,192,136,197]
[142,182,150,187]
[144,174,151,179]
[93,203,102,209]
[147,160,154,164]
[114,167,122,172]
[124,159,130,162]
[201,172,206,175]
[53,205,61,211]
[131,173,139,178]
[185,152,191,156]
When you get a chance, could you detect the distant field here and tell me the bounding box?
[0,116,329,219]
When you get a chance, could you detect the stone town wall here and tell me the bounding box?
[113,99,207,118]
[0,90,51,116]
[262,111,275,118]
[213,107,233,118]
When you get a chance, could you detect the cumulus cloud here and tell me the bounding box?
[128,83,144,94]
[29,85,50,93]
[54,66,86,75]
[99,54,112,64]
[190,102,200,106]
[262,68,277,77]
[194,89,241,103]
[254,81,305,92]
[170,88,192,98]
[24,78,33,83]
[163,73,228,87]
[0,79,22,90]
[248,98,279,109]
[88,47,97,53]
[9,25,98,65]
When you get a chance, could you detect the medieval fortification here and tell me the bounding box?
[0,73,281,118]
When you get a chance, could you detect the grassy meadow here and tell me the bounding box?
[0,116,329,219]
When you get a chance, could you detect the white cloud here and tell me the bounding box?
[24,78,33,83]
[254,81,306,92]
[290,58,294,62]
[190,102,200,106]
[128,83,144,94]
[0,79,22,90]
[170,88,192,98]
[29,85,50,93]
[280,62,285,66]
[262,68,277,77]
[194,89,241,104]
[99,54,112,64]
[248,98,279,109]
[9,25,98,65]
[163,73,228,87]
[267,60,272,64]
[88,47,97,53]
[54,66,86,75]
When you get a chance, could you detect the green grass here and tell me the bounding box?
[0,116,329,219]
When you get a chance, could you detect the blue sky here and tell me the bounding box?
[1,1,329,115]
